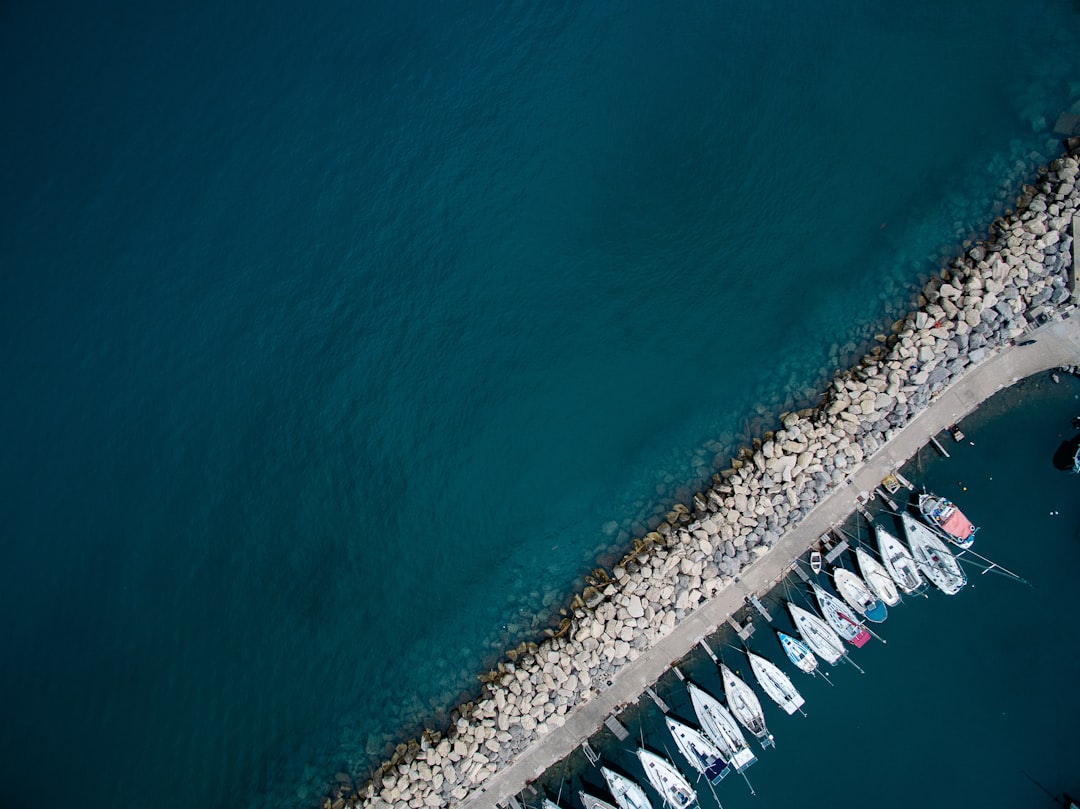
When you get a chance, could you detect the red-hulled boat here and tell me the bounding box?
[918,493,977,549]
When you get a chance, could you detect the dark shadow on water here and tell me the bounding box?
[1051,433,1080,472]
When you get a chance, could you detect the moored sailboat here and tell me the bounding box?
[665,715,731,785]
[918,492,977,548]
[579,793,619,809]
[854,546,901,606]
[776,630,818,674]
[785,602,845,664]
[746,650,805,715]
[832,566,888,622]
[686,682,757,771]
[874,522,925,594]
[901,512,967,595]
[601,767,654,809]
[720,663,775,748]
[637,748,698,809]
[811,583,872,647]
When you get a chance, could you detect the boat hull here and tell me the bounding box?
[874,523,925,594]
[832,567,887,623]
[918,493,976,548]
[748,651,805,715]
[786,602,845,664]
[721,664,774,748]
[665,716,731,785]
[579,793,620,809]
[637,749,697,809]
[601,767,654,809]
[901,512,967,596]
[687,683,757,772]
[855,546,901,606]
[777,630,818,674]
[812,584,872,647]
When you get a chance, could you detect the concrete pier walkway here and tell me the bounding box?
[462,315,1080,809]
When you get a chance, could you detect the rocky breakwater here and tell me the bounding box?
[333,155,1079,809]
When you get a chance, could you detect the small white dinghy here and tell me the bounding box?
[854,546,901,606]
[901,512,967,596]
[777,630,818,675]
[637,748,698,809]
[720,663,774,748]
[686,682,757,772]
[601,767,654,809]
[665,715,731,785]
[579,792,619,809]
[832,567,888,622]
[811,583,873,647]
[874,522,925,594]
[746,650,805,715]
[786,601,845,665]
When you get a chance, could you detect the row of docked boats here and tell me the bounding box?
[578,657,799,809]
[569,492,977,809]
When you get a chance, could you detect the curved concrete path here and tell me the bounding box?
[462,314,1080,809]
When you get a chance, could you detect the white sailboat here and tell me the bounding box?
[542,800,565,809]
[601,767,654,809]
[686,682,757,771]
[832,566,888,622]
[854,546,901,606]
[874,522,925,594]
[786,601,844,665]
[664,715,731,784]
[776,630,818,674]
[579,792,619,809]
[811,583,872,647]
[720,663,774,748]
[901,512,967,595]
[746,650,805,715]
[637,748,698,809]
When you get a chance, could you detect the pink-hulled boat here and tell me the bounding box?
[918,493,977,548]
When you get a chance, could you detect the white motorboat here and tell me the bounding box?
[832,567,888,622]
[776,630,818,674]
[901,512,967,595]
[874,522,925,594]
[746,650,805,715]
[579,793,619,809]
[785,602,844,665]
[601,767,654,809]
[720,663,774,748]
[811,583,872,647]
[665,715,731,784]
[686,682,757,771]
[854,546,901,606]
[637,748,698,809]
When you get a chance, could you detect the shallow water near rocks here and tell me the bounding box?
[1,1,1080,807]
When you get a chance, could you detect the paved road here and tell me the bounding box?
[461,314,1080,809]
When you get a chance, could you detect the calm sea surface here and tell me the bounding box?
[1,2,1078,808]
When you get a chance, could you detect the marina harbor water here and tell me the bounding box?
[460,318,1080,809]
[365,155,1080,809]
[5,4,1080,809]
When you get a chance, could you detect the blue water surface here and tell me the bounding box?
[1,1,1078,807]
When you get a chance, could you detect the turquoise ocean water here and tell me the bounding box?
[1,2,1078,807]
